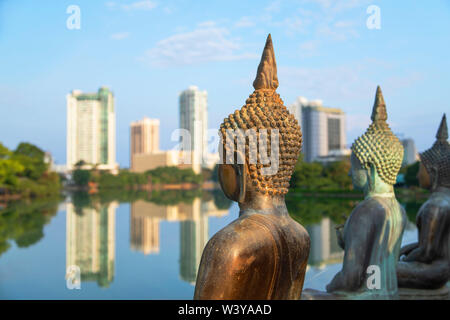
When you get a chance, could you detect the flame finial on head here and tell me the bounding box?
[371,86,387,123]
[253,34,279,91]
[436,113,448,142]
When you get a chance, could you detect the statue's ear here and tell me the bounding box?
[366,162,377,189]
[218,163,246,202]
[430,166,439,191]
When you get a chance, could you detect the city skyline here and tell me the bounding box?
[1,1,449,168]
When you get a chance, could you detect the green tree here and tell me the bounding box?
[73,169,91,186]
[0,143,11,159]
[404,161,420,187]
[324,160,353,190]
[0,159,24,188]
[12,142,47,180]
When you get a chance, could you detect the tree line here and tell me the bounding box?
[0,142,61,198]
[72,165,205,189]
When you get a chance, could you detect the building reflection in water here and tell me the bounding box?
[130,198,228,284]
[66,201,118,287]
[306,218,344,268]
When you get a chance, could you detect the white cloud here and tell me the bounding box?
[236,1,364,41]
[143,24,258,67]
[317,23,359,41]
[275,16,312,35]
[163,6,173,14]
[110,32,130,40]
[299,40,320,57]
[107,1,158,11]
[123,1,157,10]
[279,64,375,106]
[300,40,319,51]
[334,20,356,28]
[301,0,372,12]
[197,21,216,28]
[105,2,116,8]
[234,17,255,28]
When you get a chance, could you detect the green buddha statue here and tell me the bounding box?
[193,34,311,300]
[397,114,450,296]
[303,86,407,300]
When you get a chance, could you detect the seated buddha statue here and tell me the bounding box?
[193,34,311,300]
[303,86,407,300]
[397,114,450,293]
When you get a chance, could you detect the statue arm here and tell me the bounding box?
[399,242,419,257]
[404,204,446,263]
[326,207,377,293]
[336,225,345,250]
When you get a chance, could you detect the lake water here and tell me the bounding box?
[0,190,421,299]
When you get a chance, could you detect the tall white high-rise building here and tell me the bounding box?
[66,87,118,172]
[297,98,348,163]
[179,86,208,174]
[401,138,419,166]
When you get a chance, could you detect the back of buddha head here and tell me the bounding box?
[219,34,302,197]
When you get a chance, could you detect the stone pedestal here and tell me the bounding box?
[399,284,449,300]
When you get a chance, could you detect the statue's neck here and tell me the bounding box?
[432,186,450,195]
[238,192,287,217]
[364,181,395,199]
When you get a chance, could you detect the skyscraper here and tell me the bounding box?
[130,117,160,168]
[299,99,348,163]
[401,138,419,166]
[179,86,208,174]
[66,87,118,172]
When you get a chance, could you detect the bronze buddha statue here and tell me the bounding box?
[303,86,407,300]
[397,114,450,293]
[193,34,310,300]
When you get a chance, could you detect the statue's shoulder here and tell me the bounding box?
[203,215,277,262]
[419,193,450,215]
[351,197,387,220]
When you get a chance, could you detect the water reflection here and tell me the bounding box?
[306,218,343,267]
[0,191,425,298]
[66,201,117,287]
[0,198,59,257]
[130,197,228,284]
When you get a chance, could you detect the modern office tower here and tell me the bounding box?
[288,96,306,123]
[300,100,348,163]
[66,201,118,287]
[66,87,118,173]
[130,117,160,169]
[401,138,419,166]
[179,85,208,174]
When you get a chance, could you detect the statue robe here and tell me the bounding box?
[194,213,310,300]
[327,196,407,299]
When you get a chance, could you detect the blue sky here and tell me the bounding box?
[0,0,449,167]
